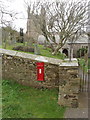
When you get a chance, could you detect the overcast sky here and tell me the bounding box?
[1,0,89,33]
[2,0,28,33]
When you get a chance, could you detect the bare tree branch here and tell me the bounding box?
[25,0,88,54]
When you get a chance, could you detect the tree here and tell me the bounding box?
[46,1,87,55]
[2,26,18,48]
[0,0,18,27]
[0,0,18,48]
[25,0,87,55]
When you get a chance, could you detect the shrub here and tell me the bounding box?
[77,48,88,58]
[13,46,34,52]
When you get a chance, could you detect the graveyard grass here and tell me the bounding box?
[1,43,66,60]
[2,79,66,118]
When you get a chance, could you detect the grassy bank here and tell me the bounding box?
[1,43,65,60]
[2,79,66,118]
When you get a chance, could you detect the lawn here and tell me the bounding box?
[38,44,65,59]
[1,43,66,60]
[2,79,66,118]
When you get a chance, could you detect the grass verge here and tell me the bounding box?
[2,79,66,118]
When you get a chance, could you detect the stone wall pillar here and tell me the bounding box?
[58,66,80,108]
[68,46,73,59]
[71,48,73,58]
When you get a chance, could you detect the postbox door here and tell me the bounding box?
[37,62,44,81]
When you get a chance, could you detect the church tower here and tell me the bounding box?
[26,5,46,43]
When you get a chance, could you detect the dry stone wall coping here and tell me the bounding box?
[60,62,78,67]
[0,48,78,66]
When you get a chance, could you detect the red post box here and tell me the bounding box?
[36,62,44,81]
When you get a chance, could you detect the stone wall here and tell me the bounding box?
[2,54,59,89]
[1,49,80,107]
[58,66,80,108]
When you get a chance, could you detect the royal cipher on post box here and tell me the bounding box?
[36,62,44,81]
